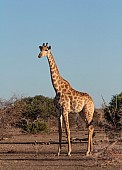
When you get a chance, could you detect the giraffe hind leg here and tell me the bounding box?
[86,124,94,156]
[82,105,94,156]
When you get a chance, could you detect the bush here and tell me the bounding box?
[17,95,56,133]
[21,119,49,134]
[21,95,56,121]
[103,92,122,139]
[0,95,56,134]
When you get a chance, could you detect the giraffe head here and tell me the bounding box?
[38,43,51,58]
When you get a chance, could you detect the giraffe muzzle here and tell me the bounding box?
[38,54,41,58]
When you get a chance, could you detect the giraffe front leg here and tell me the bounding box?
[86,124,94,156]
[63,112,71,156]
[57,113,62,156]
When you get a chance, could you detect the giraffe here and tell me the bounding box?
[38,43,94,156]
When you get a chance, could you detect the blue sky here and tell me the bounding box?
[0,0,122,107]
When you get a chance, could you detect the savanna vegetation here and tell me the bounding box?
[0,95,56,134]
[0,92,122,139]
[102,92,122,139]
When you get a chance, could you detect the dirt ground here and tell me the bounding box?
[0,128,122,170]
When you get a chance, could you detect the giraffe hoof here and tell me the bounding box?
[86,151,92,156]
[57,152,60,156]
[67,153,71,157]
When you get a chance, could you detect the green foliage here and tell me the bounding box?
[21,95,56,121]
[21,120,49,134]
[103,92,122,138]
[0,95,56,134]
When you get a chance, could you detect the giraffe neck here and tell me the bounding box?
[47,53,70,94]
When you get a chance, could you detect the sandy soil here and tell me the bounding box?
[0,129,122,170]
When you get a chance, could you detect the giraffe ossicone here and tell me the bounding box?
[38,43,94,156]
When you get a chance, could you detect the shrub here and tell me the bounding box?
[0,95,56,134]
[21,119,49,134]
[103,92,122,139]
[21,95,56,121]
[15,95,56,133]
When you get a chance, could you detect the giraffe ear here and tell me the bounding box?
[48,46,51,50]
[39,46,42,51]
